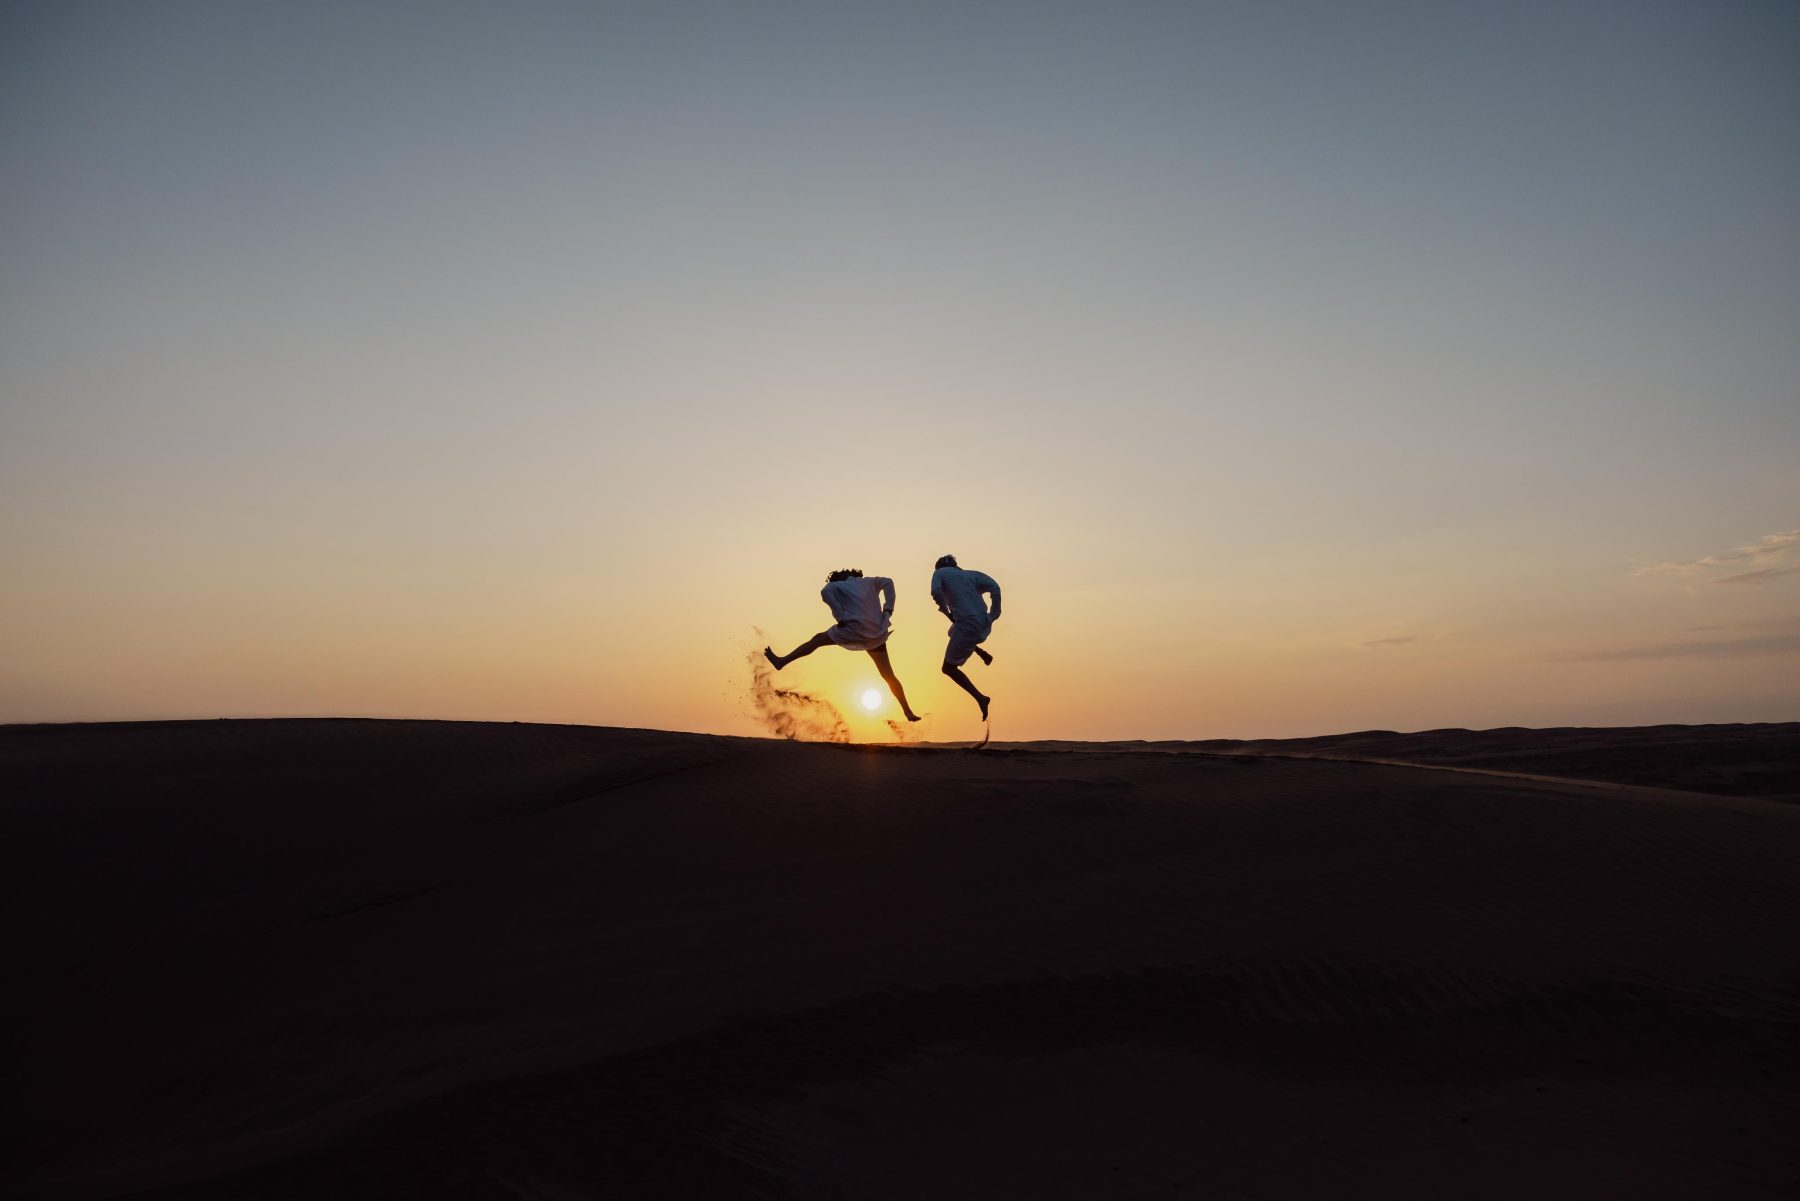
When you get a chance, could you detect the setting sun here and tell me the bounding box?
[859,688,882,712]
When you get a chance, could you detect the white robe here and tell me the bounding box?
[930,566,1000,636]
[821,576,894,651]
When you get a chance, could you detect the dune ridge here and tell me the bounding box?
[3,719,1797,1199]
[981,721,1800,798]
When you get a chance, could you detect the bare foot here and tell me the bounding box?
[763,647,784,671]
[905,711,923,723]
[974,647,994,666]
[977,693,990,721]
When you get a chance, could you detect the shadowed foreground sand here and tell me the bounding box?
[3,719,1797,1199]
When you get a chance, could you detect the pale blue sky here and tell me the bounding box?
[3,1,1796,735]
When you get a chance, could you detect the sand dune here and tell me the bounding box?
[984,722,1800,798]
[3,719,1797,1198]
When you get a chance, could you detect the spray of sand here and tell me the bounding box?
[746,641,853,743]
[744,631,919,744]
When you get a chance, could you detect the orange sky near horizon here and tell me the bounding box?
[2,4,1797,741]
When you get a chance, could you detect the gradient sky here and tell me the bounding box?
[3,1,1796,741]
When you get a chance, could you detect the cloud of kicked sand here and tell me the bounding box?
[745,637,851,743]
[744,631,917,744]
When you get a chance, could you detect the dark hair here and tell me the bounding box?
[826,568,864,583]
[935,554,958,569]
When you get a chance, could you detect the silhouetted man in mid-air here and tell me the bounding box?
[764,569,922,722]
[930,554,1000,722]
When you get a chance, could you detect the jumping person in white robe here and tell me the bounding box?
[764,569,922,722]
[930,554,1000,721]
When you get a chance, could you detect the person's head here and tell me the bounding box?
[826,568,864,583]
[935,554,958,570]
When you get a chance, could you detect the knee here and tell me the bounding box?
[941,662,957,676]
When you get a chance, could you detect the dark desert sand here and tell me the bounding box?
[984,723,1800,800]
[3,719,1797,1199]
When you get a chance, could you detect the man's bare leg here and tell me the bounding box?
[942,661,990,721]
[866,646,922,721]
[765,631,833,671]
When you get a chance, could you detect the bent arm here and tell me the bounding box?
[874,576,896,614]
[983,576,1002,621]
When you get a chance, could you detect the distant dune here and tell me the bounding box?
[4,719,1797,1199]
[984,722,1800,799]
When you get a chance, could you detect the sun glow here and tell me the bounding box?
[860,688,882,712]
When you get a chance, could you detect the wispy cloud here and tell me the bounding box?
[1715,564,1800,586]
[1551,634,1800,662]
[1358,629,1462,649]
[1637,528,1800,579]
[1685,617,1800,634]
